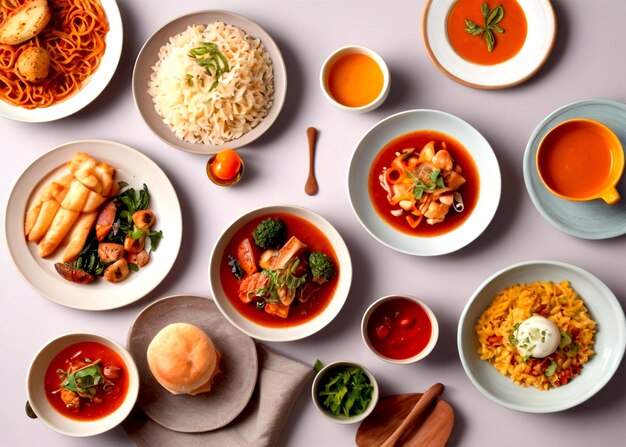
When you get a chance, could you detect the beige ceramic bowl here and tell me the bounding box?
[26,333,139,437]
[320,45,390,113]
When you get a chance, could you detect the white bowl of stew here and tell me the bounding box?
[26,333,139,437]
[362,295,439,364]
[209,205,352,342]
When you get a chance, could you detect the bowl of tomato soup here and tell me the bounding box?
[320,45,390,113]
[27,333,139,437]
[362,295,439,364]
[209,205,352,342]
[536,118,624,205]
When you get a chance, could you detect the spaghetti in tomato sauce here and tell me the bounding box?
[0,0,108,109]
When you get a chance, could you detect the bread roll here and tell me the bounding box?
[147,323,220,395]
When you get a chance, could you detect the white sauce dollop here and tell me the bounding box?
[513,316,561,358]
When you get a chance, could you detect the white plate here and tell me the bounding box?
[458,260,626,413]
[4,140,182,310]
[422,0,556,89]
[348,109,501,256]
[0,0,123,122]
[208,205,352,342]
[133,10,287,154]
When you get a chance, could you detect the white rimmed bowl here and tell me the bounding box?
[311,361,379,424]
[26,333,139,437]
[0,0,123,122]
[348,109,501,256]
[422,0,556,89]
[362,294,439,364]
[208,205,352,342]
[320,45,390,113]
[458,260,626,413]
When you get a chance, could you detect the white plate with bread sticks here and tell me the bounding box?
[5,140,182,310]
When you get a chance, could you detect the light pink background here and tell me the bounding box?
[1,0,624,445]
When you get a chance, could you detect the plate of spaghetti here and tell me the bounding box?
[0,0,122,122]
[458,260,626,413]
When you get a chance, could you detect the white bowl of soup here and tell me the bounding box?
[27,333,139,437]
[208,205,352,342]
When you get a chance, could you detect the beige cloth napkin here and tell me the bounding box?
[123,344,314,447]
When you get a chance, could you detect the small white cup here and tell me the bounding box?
[311,361,379,424]
[361,294,439,364]
[320,45,390,113]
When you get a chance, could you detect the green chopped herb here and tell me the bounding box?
[544,360,558,377]
[188,42,230,91]
[317,366,374,417]
[314,359,324,373]
[464,2,505,52]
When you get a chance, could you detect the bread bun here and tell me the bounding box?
[147,323,220,395]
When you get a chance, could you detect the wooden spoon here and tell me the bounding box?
[305,127,319,195]
[356,384,454,447]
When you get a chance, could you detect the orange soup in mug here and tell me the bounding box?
[536,119,624,205]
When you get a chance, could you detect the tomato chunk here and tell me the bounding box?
[237,238,258,276]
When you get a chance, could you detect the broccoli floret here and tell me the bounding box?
[252,218,287,249]
[309,252,335,284]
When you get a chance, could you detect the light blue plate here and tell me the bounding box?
[523,99,626,239]
[458,260,626,413]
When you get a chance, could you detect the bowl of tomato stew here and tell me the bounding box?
[362,295,439,364]
[209,205,352,342]
[27,333,139,437]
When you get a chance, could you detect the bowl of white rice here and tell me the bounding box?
[133,11,287,154]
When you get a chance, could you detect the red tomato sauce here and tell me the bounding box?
[367,298,433,360]
[219,213,339,328]
[368,130,479,237]
[44,341,128,421]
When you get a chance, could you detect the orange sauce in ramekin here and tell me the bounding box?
[447,0,527,65]
[327,53,384,108]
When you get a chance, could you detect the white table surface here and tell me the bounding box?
[1,0,625,445]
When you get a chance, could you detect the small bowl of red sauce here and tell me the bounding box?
[26,333,139,437]
[361,295,439,364]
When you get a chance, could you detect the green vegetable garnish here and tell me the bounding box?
[317,366,374,417]
[407,168,446,201]
[309,252,336,285]
[58,361,104,398]
[228,255,244,280]
[252,218,287,249]
[254,259,307,308]
[314,359,324,373]
[464,2,505,52]
[544,360,558,377]
[188,42,230,91]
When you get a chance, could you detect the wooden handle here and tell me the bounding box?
[380,383,444,447]
[305,127,319,195]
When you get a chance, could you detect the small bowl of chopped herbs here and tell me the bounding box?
[311,360,379,424]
